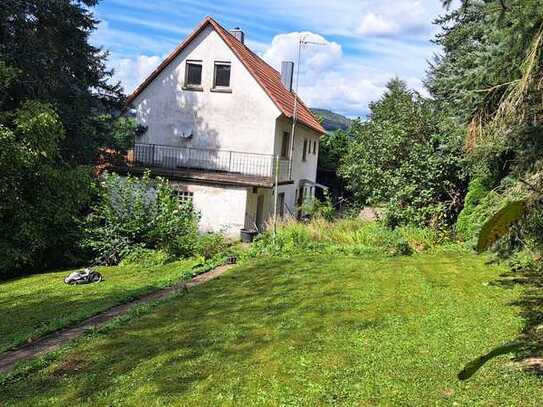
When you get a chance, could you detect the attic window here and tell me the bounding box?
[213,62,231,88]
[185,61,202,88]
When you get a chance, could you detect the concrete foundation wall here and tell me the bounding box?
[171,182,248,238]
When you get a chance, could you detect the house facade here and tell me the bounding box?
[126,16,325,237]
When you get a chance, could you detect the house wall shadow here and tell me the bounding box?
[134,69,222,171]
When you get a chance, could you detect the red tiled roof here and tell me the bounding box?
[127,16,325,135]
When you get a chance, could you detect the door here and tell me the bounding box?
[255,195,265,230]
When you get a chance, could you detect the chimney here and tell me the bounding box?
[281,61,294,92]
[230,27,244,44]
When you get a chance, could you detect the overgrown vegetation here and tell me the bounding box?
[428,0,543,259]
[338,79,466,228]
[245,217,452,259]
[83,172,227,266]
[0,1,142,278]
[0,67,95,278]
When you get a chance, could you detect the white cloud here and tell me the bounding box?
[91,19,177,58]
[260,30,425,116]
[110,55,162,93]
[356,13,400,37]
[262,32,342,73]
[249,0,438,39]
[107,28,429,115]
[92,0,448,115]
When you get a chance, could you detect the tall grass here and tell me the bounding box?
[246,217,453,259]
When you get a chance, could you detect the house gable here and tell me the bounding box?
[128,16,325,136]
[131,24,281,154]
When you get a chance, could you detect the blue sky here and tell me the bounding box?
[91,0,452,117]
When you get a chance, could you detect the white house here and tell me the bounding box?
[125,16,325,237]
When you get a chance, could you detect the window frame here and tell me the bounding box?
[278,192,285,217]
[184,60,203,90]
[212,61,232,90]
[302,139,308,162]
[174,190,194,203]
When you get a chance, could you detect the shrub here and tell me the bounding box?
[194,233,230,259]
[82,172,200,265]
[166,232,229,260]
[120,247,169,268]
[339,79,466,228]
[455,176,528,248]
[301,190,335,221]
[507,249,540,273]
[456,177,493,241]
[166,233,200,260]
[0,100,95,278]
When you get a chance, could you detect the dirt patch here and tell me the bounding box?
[52,356,88,377]
[520,357,543,372]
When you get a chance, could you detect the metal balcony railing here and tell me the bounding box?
[129,143,292,182]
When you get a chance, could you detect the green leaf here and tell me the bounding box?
[476,200,526,252]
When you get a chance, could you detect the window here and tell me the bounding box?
[313,140,317,154]
[185,61,202,88]
[302,139,308,161]
[213,62,231,88]
[278,192,285,217]
[281,132,290,158]
[174,190,194,202]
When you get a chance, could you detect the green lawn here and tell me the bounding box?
[0,260,197,353]
[1,252,542,405]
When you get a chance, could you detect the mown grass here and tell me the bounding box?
[1,251,541,406]
[0,260,197,353]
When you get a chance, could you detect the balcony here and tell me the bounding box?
[117,143,292,187]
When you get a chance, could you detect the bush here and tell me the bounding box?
[301,190,335,221]
[194,233,230,259]
[166,232,229,260]
[82,172,200,265]
[455,176,527,248]
[120,247,169,268]
[456,177,493,241]
[0,100,95,279]
[339,79,466,228]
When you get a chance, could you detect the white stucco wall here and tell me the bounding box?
[130,25,322,235]
[132,26,281,155]
[245,187,274,230]
[274,117,321,213]
[171,181,248,237]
